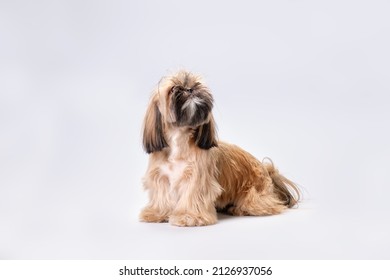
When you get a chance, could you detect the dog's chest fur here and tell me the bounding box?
[160,128,193,189]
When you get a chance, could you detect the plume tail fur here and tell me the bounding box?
[263,158,300,208]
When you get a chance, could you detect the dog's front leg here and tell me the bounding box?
[169,172,221,227]
[140,171,172,223]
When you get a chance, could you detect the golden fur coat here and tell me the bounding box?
[140,71,300,226]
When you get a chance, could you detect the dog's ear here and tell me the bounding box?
[142,98,168,153]
[194,115,218,149]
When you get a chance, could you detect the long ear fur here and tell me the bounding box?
[194,115,218,149]
[142,98,168,153]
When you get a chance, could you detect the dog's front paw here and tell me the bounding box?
[140,207,168,223]
[169,212,217,227]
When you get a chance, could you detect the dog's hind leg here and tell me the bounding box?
[226,187,286,216]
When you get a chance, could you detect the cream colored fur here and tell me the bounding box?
[140,71,300,226]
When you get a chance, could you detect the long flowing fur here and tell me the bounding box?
[140,70,301,226]
[263,158,300,208]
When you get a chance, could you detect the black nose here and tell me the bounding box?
[186,88,193,93]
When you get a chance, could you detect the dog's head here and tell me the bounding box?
[143,70,217,153]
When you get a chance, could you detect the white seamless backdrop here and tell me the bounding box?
[0,0,389,259]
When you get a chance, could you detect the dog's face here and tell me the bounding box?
[143,71,217,153]
[167,73,214,128]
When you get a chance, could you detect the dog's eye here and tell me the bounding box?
[169,87,176,95]
[170,86,183,95]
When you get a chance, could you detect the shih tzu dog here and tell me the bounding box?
[140,70,300,227]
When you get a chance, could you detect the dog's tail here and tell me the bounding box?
[263,158,301,208]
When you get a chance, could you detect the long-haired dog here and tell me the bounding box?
[140,70,300,226]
